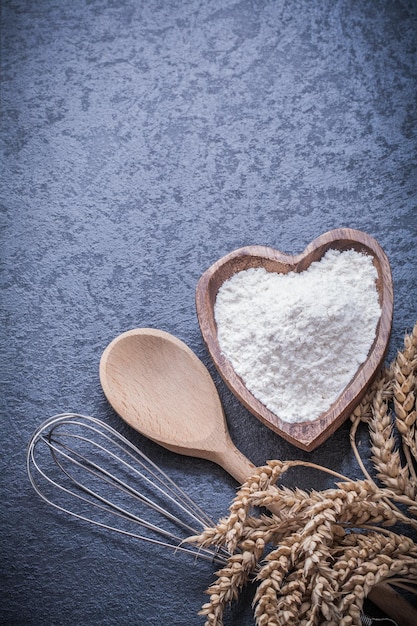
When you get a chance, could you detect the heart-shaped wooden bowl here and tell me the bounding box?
[196,228,393,451]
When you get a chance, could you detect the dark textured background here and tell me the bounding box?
[1,1,416,624]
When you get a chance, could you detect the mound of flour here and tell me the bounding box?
[214,249,381,424]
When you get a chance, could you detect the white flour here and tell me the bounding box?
[214,249,381,423]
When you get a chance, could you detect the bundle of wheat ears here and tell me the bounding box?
[189,321,417,626]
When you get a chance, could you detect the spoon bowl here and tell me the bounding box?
[99,328,255,483]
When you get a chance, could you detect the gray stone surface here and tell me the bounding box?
[1,1,416,624]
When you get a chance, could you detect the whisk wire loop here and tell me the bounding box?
[50,417,215,528]
[45,430,200,537]
[47,414,214,527]
[40,433,193,541]
[27,413,228,565]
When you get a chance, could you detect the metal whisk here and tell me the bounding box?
[27,413,228,565]
[27,414,402,626]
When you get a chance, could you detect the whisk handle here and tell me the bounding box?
[368,583,417,626]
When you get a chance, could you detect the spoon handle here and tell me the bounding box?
[214,444,257,484]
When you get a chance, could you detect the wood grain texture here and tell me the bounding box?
[368,584,417,626]
[195,228,394,451]
[99,328,256,483]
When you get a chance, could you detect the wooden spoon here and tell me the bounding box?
[99,326,416,626]
[99,327,256,483]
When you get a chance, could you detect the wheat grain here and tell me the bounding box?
[394,321,417,478]
[190,322,417,625]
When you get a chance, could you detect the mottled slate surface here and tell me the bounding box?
[1,1,416,624]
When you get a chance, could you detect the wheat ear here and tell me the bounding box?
[393,321,417,476]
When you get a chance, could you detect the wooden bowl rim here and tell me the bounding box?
[195,228,393,451]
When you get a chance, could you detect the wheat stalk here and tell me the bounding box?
[189,323,417,625]
[199,537,265,626]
